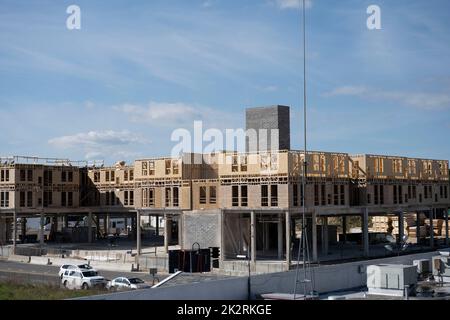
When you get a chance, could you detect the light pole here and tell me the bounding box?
[237,255,251,300]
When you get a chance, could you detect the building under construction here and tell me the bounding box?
[0,106,449,272]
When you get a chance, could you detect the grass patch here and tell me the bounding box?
[0,281,106,300]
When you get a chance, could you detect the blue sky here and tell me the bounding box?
[0,0,449,164]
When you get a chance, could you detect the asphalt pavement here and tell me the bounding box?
[0,260,165,286]
[0,259,233,288]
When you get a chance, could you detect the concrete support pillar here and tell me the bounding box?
[362,208,369,258]
[322,217,329,256]
[58,216,62,232]
[131,217,136,238]
[12,211,17,255]
[106,214,111,235]
[342,216,347,244]
[277,214,283,260]
[178,215,183,248]
[445,208,449,246]
[103,215,107,235]
[164,214,171,253]
[39,211,45,245]
[398,211,404,244]
[50,216,57,241]
[312,212,318,262]
[87,212,93,243]
[156,215,160,236]
[220,210,225,263]
[285,211,291,268]
[95,215,101,238]
[167,217,172,243]
[430,209,434,249]
[250,211,256,265]
[21,218,27,244]
[416,212,421,245]
[136,211,141,256]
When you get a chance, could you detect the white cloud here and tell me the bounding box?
[202,0,215,8]
[325,85,450,110]
[263,85,279,92]
[114,101,237,130]
[48,130,146,149]
[84,101,96,109]
[274,0,313,10]
[325,86,369,97]
[48,130,148,161]
[116,102,203,125]
[84,151,103,160]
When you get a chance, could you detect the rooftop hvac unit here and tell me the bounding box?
[367,264,417,297]
[413,259,431,276]
[432,256,450,278]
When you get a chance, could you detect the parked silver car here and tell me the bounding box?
[106,277,151,291]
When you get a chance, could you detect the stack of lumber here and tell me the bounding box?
[369,214,448,238]
[407,226,427,238]
[442,223,448,237]
[424,219,446,236]
[371,216,390,233]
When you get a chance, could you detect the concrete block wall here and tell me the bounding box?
[182,211,221,250]
[246,105,290,152]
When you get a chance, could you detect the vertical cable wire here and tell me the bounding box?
[293,0,315,300]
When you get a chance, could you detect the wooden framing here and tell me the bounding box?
[0,153,448,215]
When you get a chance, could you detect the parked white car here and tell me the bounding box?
[106,277,151,291]
[58,264,96,278]
[61,269,106,290]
